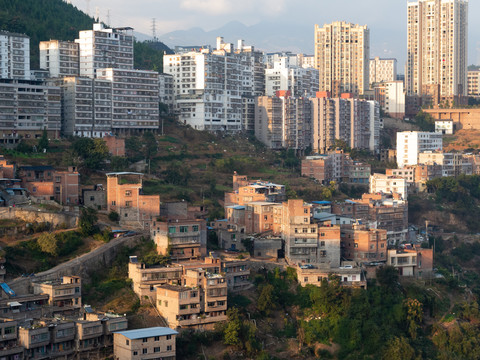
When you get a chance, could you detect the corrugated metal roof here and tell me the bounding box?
[115,327,178,340]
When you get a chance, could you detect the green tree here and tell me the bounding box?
[376,265,400,293]
[37,232,58,256]
[108,211,120,222]
[38,129,49,151]
[79,207,98,237]
[257,284,276,316]
[404,298,423,340]
[224,307,242,347]
[142,131,158,160]
[382,337,416,360]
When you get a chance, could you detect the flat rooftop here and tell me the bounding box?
[115,327,178,340]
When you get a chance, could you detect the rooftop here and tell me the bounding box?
[115,327,178,340]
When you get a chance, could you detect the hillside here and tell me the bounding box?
[0,0,170,71]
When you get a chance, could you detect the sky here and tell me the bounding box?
[69,0,480,66]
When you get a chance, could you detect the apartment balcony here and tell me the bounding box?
[0,345,24,358]
[178,306,201,316]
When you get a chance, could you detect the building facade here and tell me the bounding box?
[369,57,397,85]
[315,22,370,97]
[406,0,468,97]
[39,40,79,78]
[396,131,443,168]
[0,31,30,80]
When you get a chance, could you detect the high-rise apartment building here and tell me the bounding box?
[265,58,319,98]
[255,92,311,151]
[406,0,468,97]
[0,31,30,80]
[96,68,160,133]
[314,22,370,97]
[310,92,379,153]
[75,23,134,79]
[369,57,397,86]
[39,40,80,78]
[60,76,112,137]
[163,37,264,132]
[0,79,61,139]
[396,131,443,168]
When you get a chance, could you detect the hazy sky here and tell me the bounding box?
[69,0,480,65]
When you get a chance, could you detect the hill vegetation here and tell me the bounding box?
[0,0,170,71]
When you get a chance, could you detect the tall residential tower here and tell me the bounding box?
[314,22,370,97]
[406,0,468,97]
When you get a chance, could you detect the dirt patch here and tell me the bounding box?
[444,129,480,152]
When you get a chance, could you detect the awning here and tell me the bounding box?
[8,301,21,307]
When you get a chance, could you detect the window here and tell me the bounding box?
[143,338,148,343]
[143,348,148,354]
[133,351,137,355]
[304,277,308,282]
[125,190,132,196]
[126,340,129,345]
[55,176,61,182]
[111,201,116,206]
[180,226,188,233]
[166,335,172,340]
[168,227,176,234]
[154,347,160,353]
[125,201,132,207]
[192,225,199,232]
[167,345,172,351]
[320,241,325,247]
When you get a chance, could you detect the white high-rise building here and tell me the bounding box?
[369,57,397,86]
[315,22,370,97]
[406,0,468,97]
[163,37,265,132]
[0,31,30,80]
[396,131,443,168]
[75,23,134,79]
[265,58,319,98]
[39,40,79,78]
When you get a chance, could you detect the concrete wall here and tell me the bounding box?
[0,208,79,228]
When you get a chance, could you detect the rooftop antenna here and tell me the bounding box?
[151,18,157,41]
[107,9,111,27]
[95,6,100,21]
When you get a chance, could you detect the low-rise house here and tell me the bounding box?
[296,264,367,289]
[82,185,106,210]
[104,135,125,157]
[253,237,283,259]
[113,327,177,360]
[157,269,227,330]
[151,219,207,261]
[341,224,387,264]
[387,246,433,278]
[107,172,160,230]
[0,156,15,178]
[369,173,408,200]
[128,257,183,304]
[18,165,79,205]
[0,319,24,360]
[18,322,50,360]
[33,276,81,309]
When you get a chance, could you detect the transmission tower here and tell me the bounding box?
[151,18,157,41]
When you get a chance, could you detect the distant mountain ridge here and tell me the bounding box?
[159,20,314,54]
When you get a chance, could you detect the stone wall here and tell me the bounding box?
[9,234,146,295]
[0,208,79,228]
